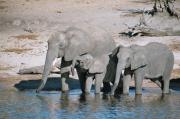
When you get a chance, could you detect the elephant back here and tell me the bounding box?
[144,42,174,77]
[71,24,116,57]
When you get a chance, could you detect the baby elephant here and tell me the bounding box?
[112,42,174,95]
[72,53,110,94]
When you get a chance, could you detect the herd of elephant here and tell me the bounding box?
[36,25,174,95]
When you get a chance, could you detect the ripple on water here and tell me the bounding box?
[0,88,180,119]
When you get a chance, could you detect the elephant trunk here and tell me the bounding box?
[111,62,124,95]
[36,46,58,93]
[71,56,79,76]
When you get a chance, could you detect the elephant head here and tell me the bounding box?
[72,54,94,71]
[111,45,147,94]
[36,32,67,92]
[72,54,109,74]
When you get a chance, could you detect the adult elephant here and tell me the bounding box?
[36,25,116,93]
[111,42,174,95]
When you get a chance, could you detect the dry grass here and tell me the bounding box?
[168,42,180,51]
[12,34,39,40]
[1,48,32,54]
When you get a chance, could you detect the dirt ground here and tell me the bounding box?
[0,0,180,88]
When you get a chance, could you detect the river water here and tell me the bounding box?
[0,84,180,119]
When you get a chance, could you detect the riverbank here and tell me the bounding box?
[0,0,180,89]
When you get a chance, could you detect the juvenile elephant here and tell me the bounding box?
[71,53,110,94]
[36,25,116,93]
[112,42,174,95]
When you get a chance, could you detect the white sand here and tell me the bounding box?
[0,0,180,79]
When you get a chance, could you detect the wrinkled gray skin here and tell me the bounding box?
[72,54,110,94]
[36,25,115,93]
[112,42,174,95]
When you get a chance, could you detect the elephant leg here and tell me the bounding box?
[134,67,145,95]
[95,73,104,94]
[123,68,132,94]
[162,73,170,94]
[60,57,72,92]
[61,72,70,92]
[162,79,170,94]
[123,74,131,94]
[79,73,87,94]
[85,76,93,93]
[61,78,69,92]
[162,64,172,94]
[76,68,87,93]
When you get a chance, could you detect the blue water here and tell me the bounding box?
[0,87,180,119]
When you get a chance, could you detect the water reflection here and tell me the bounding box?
[0,88,180,119]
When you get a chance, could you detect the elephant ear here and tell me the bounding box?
[64,28,91,61]
[131,51,147,70]
[82,54,94,70]
[89,55,109,73]
[64,34,84,61]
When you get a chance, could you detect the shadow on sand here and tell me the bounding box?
[14,77,180,91]
[14,77,80,91]
[170,78,180,91]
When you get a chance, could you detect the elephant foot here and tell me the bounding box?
[95,92,101,95]
[79,92,91,101]
[81,91,90,95]
[135,93,142,95]
[123,91,129,95]
[135,90,142,95]
[122,93,129,96]
[162,89,170,94]
[62,90,69,93]
[110,91,114,96]
[85,91,91,95]
[162,93,170,97]
[61,77,69,91]
[95,89,101,94]
[162,91,170,95]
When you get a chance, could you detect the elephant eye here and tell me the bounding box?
[59,44,64,49]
